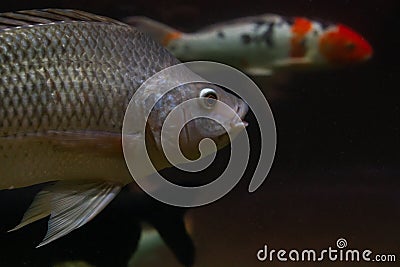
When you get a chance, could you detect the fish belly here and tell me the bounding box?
[0,137,132,189]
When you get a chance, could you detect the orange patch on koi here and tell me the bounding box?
[290,17,312,58]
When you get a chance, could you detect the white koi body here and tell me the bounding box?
[126,14,373,75]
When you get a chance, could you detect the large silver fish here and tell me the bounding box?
[0,9,248,247]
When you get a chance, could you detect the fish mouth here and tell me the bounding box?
[231,121,248,128]
[362,52,373,61]
[230,100,249,129]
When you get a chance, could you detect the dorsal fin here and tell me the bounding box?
[0,9,126,31]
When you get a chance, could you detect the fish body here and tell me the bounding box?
[0,9,247,247]
[126,14,373,75]
[0,11,175,189]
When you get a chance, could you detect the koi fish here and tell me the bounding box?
[125,14,373,75]
[0,9,248,247]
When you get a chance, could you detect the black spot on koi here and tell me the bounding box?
[241,33,252,44]
[217,31,225,38]
[263,22,275,47]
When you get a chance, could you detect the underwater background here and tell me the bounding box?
[0,0,398,266]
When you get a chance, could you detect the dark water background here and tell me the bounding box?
[0,1,399,266]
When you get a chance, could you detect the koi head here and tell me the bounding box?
[319,24,373,65]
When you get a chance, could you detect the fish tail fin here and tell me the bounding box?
[9,181,121,247]
[124,16,183,46]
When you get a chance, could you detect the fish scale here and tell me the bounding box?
[0,22,178,137]
[0,13,182,190]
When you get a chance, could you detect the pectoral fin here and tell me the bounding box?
[9,181,121,247]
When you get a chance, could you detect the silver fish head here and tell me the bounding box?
[147,82,248,160]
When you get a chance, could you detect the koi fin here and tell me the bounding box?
[244,67,274,76]
[9,181,121,247]
[274,57,312,67]
[124,16,183,46]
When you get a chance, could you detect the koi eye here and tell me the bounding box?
[199,88,218,109]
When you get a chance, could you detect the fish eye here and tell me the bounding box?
[345,42,356,51]
[199,88,218,109]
